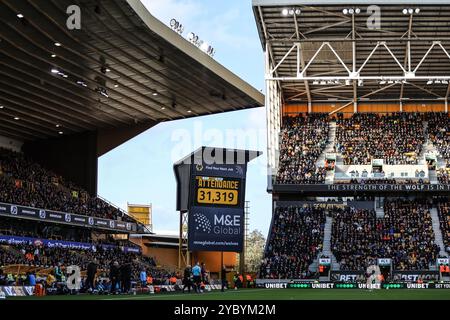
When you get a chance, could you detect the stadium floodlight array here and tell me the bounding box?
[51,68,68,78]
[342,8,361,15]
[187,32,215,57]
[169,18,215,57]
[426,79,448,85]
[281,8,301,16]
[76,80,88,87]
[379,79,406,85]
[95,86,109,98]
[312,79,342,85]
[169,18,184,35]
[402,8,420,15]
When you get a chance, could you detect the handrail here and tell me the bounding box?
[96,194,129,217]
[96,195,153,234]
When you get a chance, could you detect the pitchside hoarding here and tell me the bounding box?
[0,235,140,253]
[330,271,366,282]
[392,271,440,281]
[0,286,34,297]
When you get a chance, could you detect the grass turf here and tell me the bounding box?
[7,288,450,300]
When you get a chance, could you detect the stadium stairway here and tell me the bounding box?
[428,170,438,184]
[375,197,385,218]
[322,216,340,270]
[316,121,336,168]
[430,207,448,257]
[1,244,25,259]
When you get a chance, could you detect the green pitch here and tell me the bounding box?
[8,288,450,300]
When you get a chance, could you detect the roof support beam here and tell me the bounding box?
[352,13,357,113]
[329,101,354,116]
[408,82,444,98]
[400,14,413,104]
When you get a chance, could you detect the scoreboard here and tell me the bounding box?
[174,147,262,253]
[193,176,242,207]
[188,161,247,252]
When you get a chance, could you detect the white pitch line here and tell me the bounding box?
[103,288,268,300]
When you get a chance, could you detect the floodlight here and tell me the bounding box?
[282,8,289,16]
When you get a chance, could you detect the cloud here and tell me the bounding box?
[141,0,204,24]
[140,0,258,51]
[247,107,267,131]
[140,0,205,25]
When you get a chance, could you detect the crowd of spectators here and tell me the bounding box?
[276,114,330,184]
[436,199,450,254]
[274,112,450,185]
[331,199,439,271]
[0,217,93,243]
[428,113,449,184]
[259,205,326,279]
[260,199,444,279]
[0,148,135,223]
[0,241,170,284]
[335,178,428,185]
[335,113,426,165]
[428,113,450,161]
[437,168,450,184]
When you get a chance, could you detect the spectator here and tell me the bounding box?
[276,114,330,184]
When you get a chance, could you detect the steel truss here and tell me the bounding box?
[267,41,450,82]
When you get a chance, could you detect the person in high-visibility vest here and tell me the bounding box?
[245,274,252,288]
[319,265,324,274]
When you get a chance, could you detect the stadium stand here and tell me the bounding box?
[274,112,449,185]
[428,113,450,162]
[331,199,439,271]
[260,199,446,279]
[437,200,450,254]
[276,114,330,184]
[0,236,177,285]
[428,113,450,183]
[259,205,326,279]
[0,148,135,223]
[335,113,426,165]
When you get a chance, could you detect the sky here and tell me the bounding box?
[97,0,272,237]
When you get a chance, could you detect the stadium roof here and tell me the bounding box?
[0,0,264,142]
[252,0,450,104]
